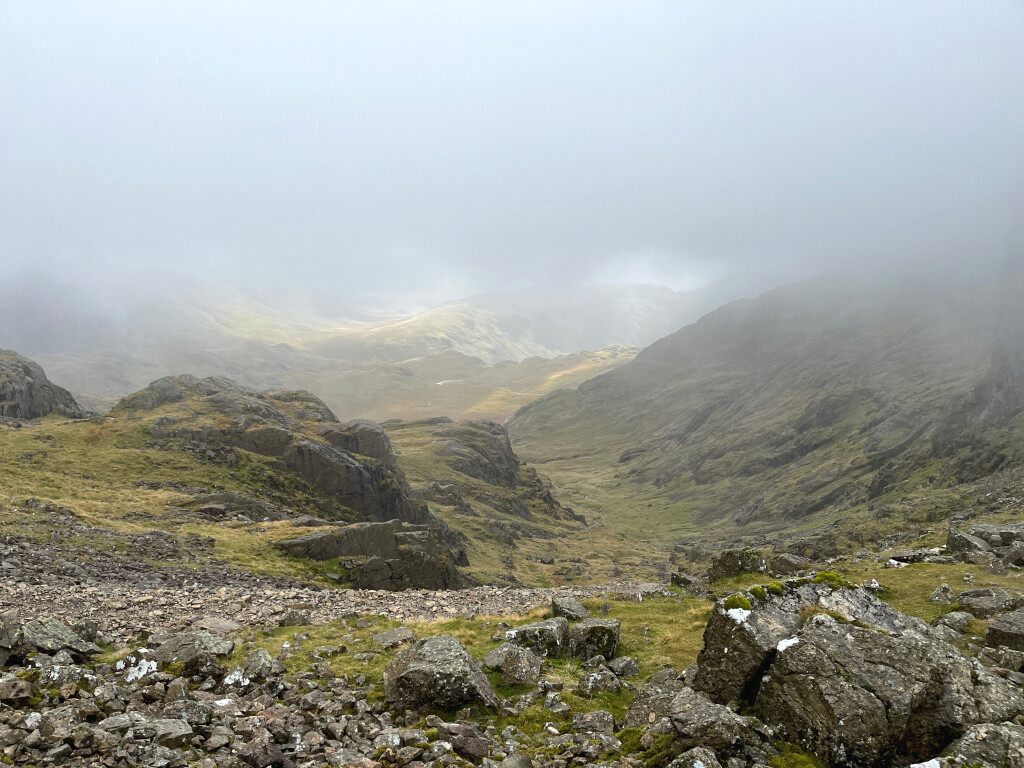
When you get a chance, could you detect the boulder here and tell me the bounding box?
[768,552,810,575]
[572,710,615,735]
[692,582,930,706]
[482,642,517,670]
[621,670,686,729]
[947,528,993,559]
[958,587,1014,619]
[499,645,542,687]
[939,722,1024,767]
[149,718,194,748]
[707,548,767,582]
[569,618,620,661]
[152,631,233,678]
[668,748,722,768]
[373,627,416,650]
[931,611,973,633]
[608,656,639,677]
[383,635,498,710]
[0,673,33,702]
[927,584,954,604]
[987,610,1024,651]
[243,649,284,682]
[551,597,589,622]
[504,618,569,658]
[665,688,751,754]
[19,617,101,660]
[755,613,1024,767]
[576,666,621,697]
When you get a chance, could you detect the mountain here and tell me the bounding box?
[508,270,1024,551]
[6,279,764,420]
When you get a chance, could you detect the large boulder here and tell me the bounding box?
[754,613,1024,767]
[504,618,570,658]
[987,609,1024,651]
[499,645,542,687]
[947,528,993,560]
[568,618,620,661]
[151,632,233,678]
[383,635,498,711]
[958,587,1014,619]
[552,597,589,622]
[621,669,686,729]
[0,350,86,419]
[706,548,767,582]
[18,617,101,660]
[663,688,752,755]
[692,582,929,705]
[938,722,1024,767]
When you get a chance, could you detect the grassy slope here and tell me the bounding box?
[509,276,1022,554]
[385,418,661,587]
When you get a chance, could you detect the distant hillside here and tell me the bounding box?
[5,280,762,420]
[508,271,1024,551]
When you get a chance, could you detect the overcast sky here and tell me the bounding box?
[2,1,1023,306]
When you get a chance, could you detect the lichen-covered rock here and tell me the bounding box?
[667,747,722,768]
[569,618,620,661]
[373,627,416,650]
[987,609,1024,651]
[383,635,498,710]
[572,710,615,735]
[707,548,766,582]
[552,597,589,621]
[504,617,569,658]
[622,669,686,729]
[609,656,639,677]
[755,613,1024,767]
[152,631,233,678]
[19,617,101,660]
[958,587,1014,618]
[664,688,752,755]
[500,645,542,687]
[692,582,931,705]
[576,667,620,697]
[938,722,1024,767]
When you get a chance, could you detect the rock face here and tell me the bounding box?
[0,350,86,420]
[756,613,1023,767]
[383,635,498,711]
[691,582,1024,768]
[987,609,1024,651]
[114,375,471,590]
[432,421,520,488]
[275,520,469,590]
[692,581,929,706]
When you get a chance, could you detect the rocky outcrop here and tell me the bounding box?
[689,581,1024,767]
[383,635,499,711]
[0,349,86,420]
[756,613,1023,767]
[433,420,519,487]
[274,520,470,590]
[692,579,931,705]
[568,618,620,661]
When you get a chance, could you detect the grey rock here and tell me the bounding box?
[576,667,621,697]
[384,635,499,710]
[692,582,930,705]
[483,642,517,670]
[755,613,1024,767]
[666,688,751,754]
[621,671,686,729]
[931,611,974,633]
[609,656,639,677]
[0,673,33,702]
[572,710,615,735]
[940,722,1024,767]
[19,617,101,659]
[947,528,993,558]
[373,627,416,650]
[551,597,589,621]
[707,548,767,582]
[568,618,620,661]
[277,609,311,627]
[0,350,87,419]
[958,587,1014,618]
[243,648,284,681]
[768,552,810,575]
[152,631,233,678]
[500,755,534,768]
[988,609,1024,651]
[927,583,954,604]
[504,618,570,658]
[668,747,722,768]
[500,645,542,687]
[149,718,194,748]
